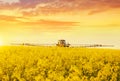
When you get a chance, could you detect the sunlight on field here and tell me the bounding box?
[0,46,120,81]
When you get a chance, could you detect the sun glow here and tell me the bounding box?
[0,40,4,46]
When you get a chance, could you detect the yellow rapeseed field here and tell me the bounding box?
[0,46,120,81]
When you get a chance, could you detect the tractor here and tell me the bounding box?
[56,40,70,47]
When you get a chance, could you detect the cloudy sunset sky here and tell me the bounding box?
[0,0,120,47]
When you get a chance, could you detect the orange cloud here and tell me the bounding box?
[20,19,79,26]
[0,15,79,32]
[0,15,18,22]
[0,15,29,22]
[18,19,79,31]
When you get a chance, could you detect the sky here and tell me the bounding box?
[0,0,120,47]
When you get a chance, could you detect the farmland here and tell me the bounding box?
[0,46,120,81]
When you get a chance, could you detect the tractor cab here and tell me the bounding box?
[56,40,70,47]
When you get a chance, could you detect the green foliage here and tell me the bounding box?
[0,46,120,81]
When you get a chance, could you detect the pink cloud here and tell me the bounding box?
[0,0,120,15]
